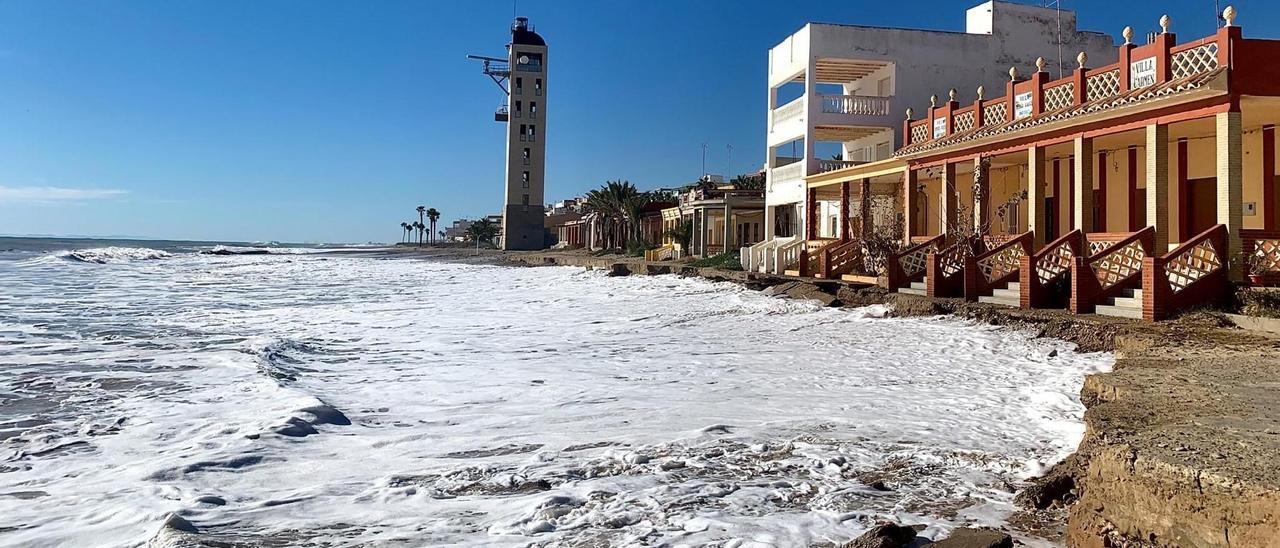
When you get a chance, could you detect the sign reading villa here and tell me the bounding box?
[933,117,947,139]
[1130,56,1157,89]
[1014,92,1033,119]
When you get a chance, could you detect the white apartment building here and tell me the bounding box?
[764,1,1117,239]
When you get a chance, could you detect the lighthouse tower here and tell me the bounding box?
[501,17,547,250]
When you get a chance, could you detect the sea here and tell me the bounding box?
[0,236,1113,547]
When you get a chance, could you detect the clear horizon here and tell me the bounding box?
[2,0,1276,244]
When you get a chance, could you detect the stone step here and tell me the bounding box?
[992,288,1020,300]
[1096,303,1143,319]
[1120,288,1143,299]
[909,282,927,290]
[1111,295,1143,308]
[979,295,1020,307]
[898,287,927,296]
[1006,282,1021,291]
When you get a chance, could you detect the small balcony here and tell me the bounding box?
[820,94,890,116]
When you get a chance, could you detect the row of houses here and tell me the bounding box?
[537,2,1277,324]
[738,4,1280,322]
[544,177,767,256]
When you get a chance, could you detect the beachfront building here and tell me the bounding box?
[761,1,1117,252]
[500,17,549,250]
[808,7,1280,322]
[678,185,766,259]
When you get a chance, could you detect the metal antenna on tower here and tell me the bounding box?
[726,144,734,178]
[702,143,709,177]
[466,54,511,121]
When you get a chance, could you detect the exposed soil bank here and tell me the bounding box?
[404,246,1280,547]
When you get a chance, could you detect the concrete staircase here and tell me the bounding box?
[899,276,927,296]
[978,281,1021,307]
[1095,288,1143,319]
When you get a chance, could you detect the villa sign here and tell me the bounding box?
[1014,92,1033,119]
[1131,57,1157,89]
[933,117,946,138]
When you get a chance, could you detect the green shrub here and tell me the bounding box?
[690,251,742,270]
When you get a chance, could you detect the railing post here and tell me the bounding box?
[926,252,942,297]
[1018,255,1034,309]
[963,253,980,301]
[1069,256,1095,314]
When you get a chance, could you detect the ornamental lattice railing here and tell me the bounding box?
[1242,229,1280,285]
[1069,227,1154,314]
[927,238,976,298]
[1019,230,1083,310]
[888,234,945,291]
[965,231,1032,301]
[1143,224,1229,321]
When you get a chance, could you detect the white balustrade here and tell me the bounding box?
[771,97,804,126]
[820,94,890,116]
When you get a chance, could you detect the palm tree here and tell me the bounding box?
[400,221,410,243]
[582,180,648,250]
[466,218,499,245]
[426,208,441,244]
[413,221,425,246]
[415,206,426,245]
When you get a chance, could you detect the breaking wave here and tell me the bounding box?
[40,246,173,264]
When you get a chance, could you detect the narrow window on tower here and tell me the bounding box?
[519,124,527,141]
[535,79,543,96]
[522,171,530,188]
[514,100,522,118]
[514,77,523,95]
[522,194,530,212]
[522,148,530,165]
[529,102,537,119]
[528,125,536,142]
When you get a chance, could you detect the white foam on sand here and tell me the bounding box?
[0,255,1112,547]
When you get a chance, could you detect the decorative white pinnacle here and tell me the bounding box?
[977,85,985,100]
[1035,57,1047,72]
[930,94,938,108]
[949,88,957,101]
[1160,15,1171,34]
[1224,6,1237,27]
[1009,66,1019,81]
[1077,51,1088,69]
[906,107,913,120]
[1123,26,1134,45]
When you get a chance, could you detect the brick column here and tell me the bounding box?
[1147,124,1171,253]
[1218,111,1244,281]
[1097,151,1108,231]
[941,163,958,236]
[1074,136,1095,233]
[1266,126,1277,231]
[860,178,872,239]
[805,186,817,241]
[973,157,990,235]
[903,169,918,244]
[1028,145,1047,249]
[839,181,851,241]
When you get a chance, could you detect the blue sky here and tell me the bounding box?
[1,0,1277,243]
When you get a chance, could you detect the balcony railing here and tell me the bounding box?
[772,97,804,126]
[770,161,805,186]
[817,160,863,173]
[820,94,890,116]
